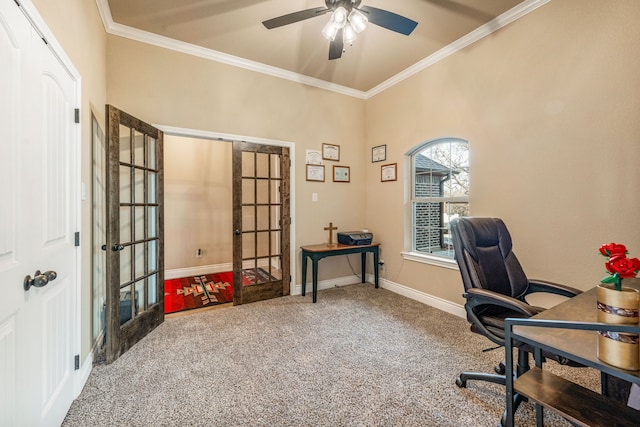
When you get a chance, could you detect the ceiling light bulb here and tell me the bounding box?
[348,9,368,33]
[343,24,357,44]
[331,7,348,28]
[322,21,340,41]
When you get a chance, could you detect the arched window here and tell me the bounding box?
[406,138,469,262]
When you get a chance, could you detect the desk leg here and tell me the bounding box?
[301,252,307,297]
[361,253,366,283]
[312,258,318,303]
[373,247,379,288]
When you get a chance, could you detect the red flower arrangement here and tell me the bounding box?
[599,243,640,291]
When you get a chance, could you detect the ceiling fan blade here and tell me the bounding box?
[262,7,330,29]
[359,6,418,36]
[329,30,344,60]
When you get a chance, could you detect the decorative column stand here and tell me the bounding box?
[596,283,640,371]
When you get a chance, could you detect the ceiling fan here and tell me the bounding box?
[262,0,418,60]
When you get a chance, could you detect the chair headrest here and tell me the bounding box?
[453,217,513,261]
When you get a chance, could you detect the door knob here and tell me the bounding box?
[102,244,124,251]
[24,270,57,291]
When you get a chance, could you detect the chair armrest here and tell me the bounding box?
[526,279,582,298]
[464,288,543,347]
[466,288,542,318]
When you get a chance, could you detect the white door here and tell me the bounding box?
[0,2,78,426]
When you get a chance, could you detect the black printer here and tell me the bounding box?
[337,231,373,246]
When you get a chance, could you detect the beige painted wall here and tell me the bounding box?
[164,136,233,270]
[31,0,107,360]
[106,35,369,283]
[365,0,640,304]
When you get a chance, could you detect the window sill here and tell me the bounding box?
[401,251,459,270]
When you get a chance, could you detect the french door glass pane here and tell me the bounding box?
[147,137,156,169]
[119,165,131,204]
[242,206,255,232]
[242,179,255,204]
[148,172,157,203]
[242,152,254,176]
[242,233,255,259]
[134,169,144,203]
[256,206,269,230]
[119,245,132,286]
[134,243,144,279]
[135,280,146,314]
[134,130,145,167]
[148,240,157,271]
[134,207,145,241]
[256,180,269,204]
[119,124,130,164]
[256,153,269,178]
[119,284,133,325]
[148,207,157,238]
[148,274,157,305]
[119,207,131,243]
[257,232,269,258]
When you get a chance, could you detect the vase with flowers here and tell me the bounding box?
[596,243,640,370]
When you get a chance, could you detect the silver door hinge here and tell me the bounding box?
[74,355,80,370]
[74,232,80,247]
[74,108,80,124]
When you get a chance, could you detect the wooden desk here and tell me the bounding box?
[300,243,380,303]
[504,278,640,426]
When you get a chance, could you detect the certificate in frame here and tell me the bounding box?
[333,165,350,183]
[306,164,325,182]
[381,163,397,182]
[322,143,340,161]
[372,144,386,162]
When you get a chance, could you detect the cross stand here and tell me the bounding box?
[324,222,338,247]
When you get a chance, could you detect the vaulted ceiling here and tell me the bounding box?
[105,0,529,95]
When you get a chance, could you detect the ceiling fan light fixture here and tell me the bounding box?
[331,7,348,28]
[322,20,340,41]
[348,8,368,33]
[343,23,357,44]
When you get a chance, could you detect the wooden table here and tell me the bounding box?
[300,243,380,303]
[504,278,640,426]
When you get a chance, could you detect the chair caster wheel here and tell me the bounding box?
[455,376,466,388]
[495,362,506,375]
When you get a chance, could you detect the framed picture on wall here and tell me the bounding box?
[306,164,325,182]
[381,163,397,182]
[322,143,340,161]
[333,165,350,183]
[372,144,386,162]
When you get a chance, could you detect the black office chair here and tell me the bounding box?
[450,218,582,412]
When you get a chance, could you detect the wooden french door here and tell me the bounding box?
[105,105,164,363]
[232,142,290,305]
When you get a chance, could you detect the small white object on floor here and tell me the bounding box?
[628,383,640,410]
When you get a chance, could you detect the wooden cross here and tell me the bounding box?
[324,222,338,247]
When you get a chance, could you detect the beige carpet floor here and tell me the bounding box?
[63,284,602,426]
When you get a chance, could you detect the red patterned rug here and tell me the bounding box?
[164,269,276,314]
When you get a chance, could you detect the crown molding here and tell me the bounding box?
[95,0,549,100]
[365,0,550,99]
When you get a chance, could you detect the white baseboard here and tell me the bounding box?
[375,275,466,318]
[293,275,363,296]
[293,273,466,319]
[165,260,278,280]
[74,352,93,398]
[165,263,233,280]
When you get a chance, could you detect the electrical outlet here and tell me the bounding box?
[312,192,318,202]
[196,248,202,258]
